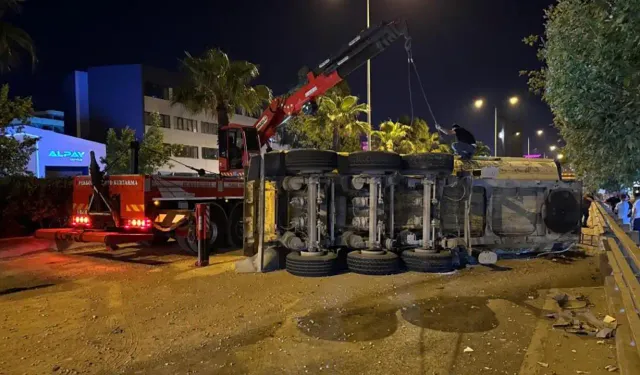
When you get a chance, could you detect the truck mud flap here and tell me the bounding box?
[35,228,154,252]
[152,211,190,233]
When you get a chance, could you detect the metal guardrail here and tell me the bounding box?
[594,202,640,362]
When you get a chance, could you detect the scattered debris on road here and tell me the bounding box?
[463,346,474,353]
[604,364,618,372]
[546,291,617,339]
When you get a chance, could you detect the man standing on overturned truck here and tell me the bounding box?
[436,123,477,160]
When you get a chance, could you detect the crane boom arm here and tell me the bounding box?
[251,19,410,145]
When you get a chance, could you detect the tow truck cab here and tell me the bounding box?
[218,126,261,173]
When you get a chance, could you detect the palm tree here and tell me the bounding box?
[0,0,36,73]
[474,141,491,157]
[397,117,451,154]
[172,48,272,128]
[318,93,370,151]
[372,121,413,152]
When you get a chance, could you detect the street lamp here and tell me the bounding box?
[549,145,557,151]
[557,153,564,160]
[473,96,519,156]
[514,129,544,155]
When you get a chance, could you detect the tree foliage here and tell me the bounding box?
[101,112,182,174]
[285,87,370,152]
[397,115,451,154]
[372,121,413,152]
[475,141,492,157]
[523,0,640,189]
[0,176,73,237]
[0,84,35,176]
[0,0,36,73]
[173,48,272,128]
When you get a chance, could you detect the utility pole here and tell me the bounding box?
[366,0,372,150]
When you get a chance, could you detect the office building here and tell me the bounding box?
[65,65,258,174]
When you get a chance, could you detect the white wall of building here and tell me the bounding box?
[143,96,257,174]
[7,125,105,178]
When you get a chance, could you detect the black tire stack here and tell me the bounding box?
[286,251,338,277]
[346,251,400,275]
[401,250,455,273]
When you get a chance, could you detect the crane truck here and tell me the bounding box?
[34,19,412,254]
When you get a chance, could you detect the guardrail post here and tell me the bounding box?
[195,203,210,267]
[626,230,640,245]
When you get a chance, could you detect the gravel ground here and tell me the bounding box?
[0,241,618,375]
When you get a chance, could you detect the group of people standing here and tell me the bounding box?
[606,192,640,231]
[581,191,640,231]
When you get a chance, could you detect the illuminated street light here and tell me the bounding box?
[557,154,564,160]
[515,132,521,136]
[472,97,520,156]
[536,129,544,136]
[549,145,557,151]
[498,129,504,141]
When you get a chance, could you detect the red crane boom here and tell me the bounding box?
[218,19,410,174]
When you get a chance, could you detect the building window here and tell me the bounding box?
[144,82,171,100]
[174,145,198,159]
[201,121,218,135]
[175,117,197,132]
[202,147,219,160]
[145,112,171,128]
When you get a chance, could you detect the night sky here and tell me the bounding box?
[4,0,557,152]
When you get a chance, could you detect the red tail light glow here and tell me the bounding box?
[125,218,152,230]
[72,215,91,227]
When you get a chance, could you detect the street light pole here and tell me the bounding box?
[494,107,498,157]
[366,0,372,150]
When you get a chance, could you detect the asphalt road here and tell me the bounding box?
[0,240,618,375]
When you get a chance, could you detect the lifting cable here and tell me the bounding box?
[404,32,439,128]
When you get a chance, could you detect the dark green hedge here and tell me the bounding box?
[0,176,74,238]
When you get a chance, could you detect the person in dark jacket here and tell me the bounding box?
[436,123,477,160]
[605,194,621,211]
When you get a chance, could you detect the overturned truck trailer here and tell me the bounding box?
[243,150,582,276]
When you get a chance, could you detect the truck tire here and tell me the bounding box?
[543,189,581,234]
[346,151,403,174]
[175,213,224,255]
[264,151,286,178]
[227,202,243,248]
[286,251,338,277]
[401,249,454,273]
[285,149,338,174]
[402,153,454,175]
[347,250,400,275]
